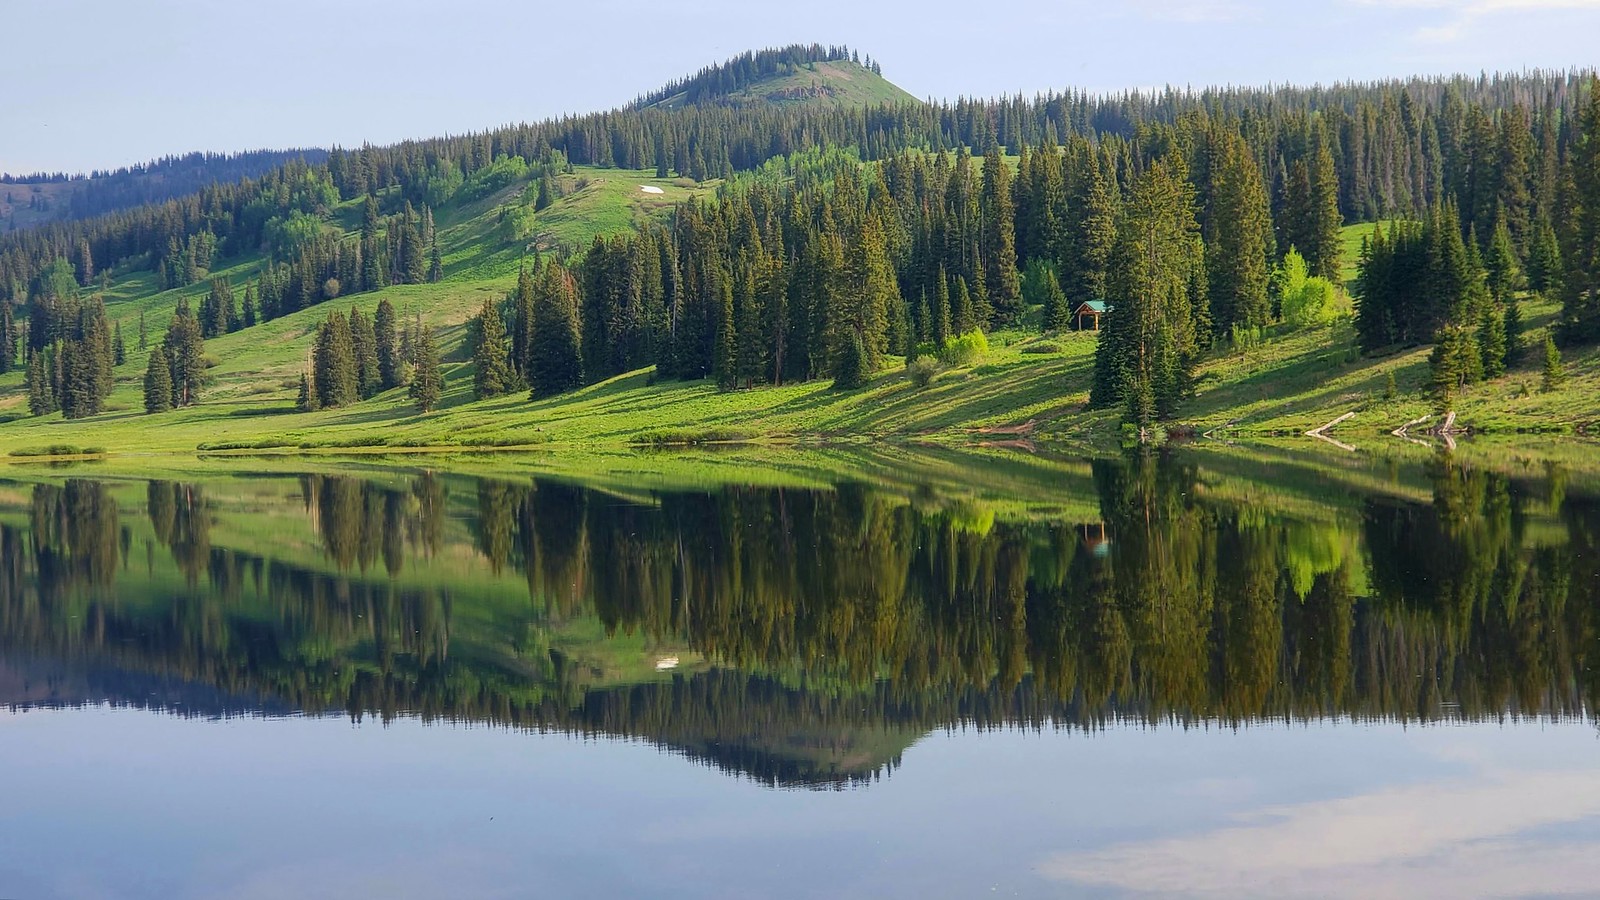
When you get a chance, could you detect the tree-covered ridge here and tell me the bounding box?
[1,148,330,229]
[2,457,1599,787]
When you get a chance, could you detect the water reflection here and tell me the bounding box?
[2,452,1598,788]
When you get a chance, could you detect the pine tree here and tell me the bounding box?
[137,310,147,351]
[348,305,379,398]
[242,286,258,329]
[1206,132,1274,333]
[714,274,738,392]
[296,371,318,412]
[509,266,535,381]
[1478,301,1507,378]
[27,349,55,416]
[1306,141,1344,279]
[1430,324,1483,399]
[409,326,444,412]
[1092,156,1206,422]
[1558,77,1600,343]
[143,347,172,414]
[528,263,583,397]
[312,312,359,408]
[981,147,1022,324]
[1542,334,1566,392]
[374,298,400,389]
[0,303,13,375]
[113,321,126,366]
[162,298,205,407]
[1484,213,1522,302]
[1504,298,1525,367]
[1527,218,1561,293]
[401,202,427,285]
[471,297,513,399]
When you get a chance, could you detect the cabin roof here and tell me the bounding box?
[1075,300,1109,313]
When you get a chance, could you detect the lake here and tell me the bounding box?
[2,447,1599,898]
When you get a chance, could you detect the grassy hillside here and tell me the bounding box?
[2,197,1597,460]
[643,60,918,110]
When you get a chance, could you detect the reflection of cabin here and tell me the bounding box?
[1073,300,1109,331]
[1081,522,1111,558]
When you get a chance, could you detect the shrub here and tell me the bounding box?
[940,329,989,368]
[906,356,939,388]
[1021,341,1062,355]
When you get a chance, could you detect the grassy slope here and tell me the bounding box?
[647,60,918,110]
[3,200,1598,457]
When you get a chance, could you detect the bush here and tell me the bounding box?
[939,329,989,368]
[906,356,939,388]
[1021,341,1062,355]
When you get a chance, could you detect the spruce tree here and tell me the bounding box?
[348,306,379,398]
[981,147,1022,324]
[471,297,514,399]
[143,347,173,413]
[313,312,359,408]
[1092,156,1206,422]
[296,371,318,412]
[0,303,13,375]
[374,298,400,389]
[242,286,258,329]
[162,298,205,407]
[1558,77,1600,343]
[1306,141,1344,279]
[1484,213,1521,302]
[1206,132,1274,333]
[1504,298,1525,367]
[113,320,126,366]
[528,263,583,397]
[1479,302,1507,378]
[1542,334,1566,391]
[1527,218,1561,293]
[27,349,55,416]
[509,266,535,381]
[409,326,444,412]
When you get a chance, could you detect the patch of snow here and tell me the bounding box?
[639,185,665,195]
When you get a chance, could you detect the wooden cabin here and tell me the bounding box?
[1073,300,1108,331]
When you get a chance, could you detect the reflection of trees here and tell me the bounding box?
[3,457,1600,787]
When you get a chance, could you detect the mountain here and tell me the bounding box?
[628,44,918,110]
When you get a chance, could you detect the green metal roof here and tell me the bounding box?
[1075,300,1109,313]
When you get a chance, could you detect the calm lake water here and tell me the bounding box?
[3,450,1600,898]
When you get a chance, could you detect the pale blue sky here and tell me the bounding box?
[3,0,1598,175]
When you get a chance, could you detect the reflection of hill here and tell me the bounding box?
[0,454,1598,786]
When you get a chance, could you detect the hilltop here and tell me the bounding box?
[628,44,918,110]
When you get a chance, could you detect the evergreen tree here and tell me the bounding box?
[242,286,258,329]
[714,275,737,392]
[27,349,55,416]
[1206,132,1275,333]
[1527,218,1562,293]
[348,305,380,398]
[143,347,172,414]
[312,312,359,408]
[162,298,205,407]
[1503,298,1525,367]
[113,320,126,366]
[981,147,1022,324]
[1092,156,1205,422]
[1558,77,1600,344]
[401,202,427,285]
[409,326,444,412]
[1430,324,1483,399]
[374,298,400,389]
[509,266,535,382]
[1484,213,1522,302]
[1542,334,1566,391]
[1478,301,1507,378]
[1306,141,1344,279]
[471,297,514,400]
[296,371,318,412]
[138,310,147,351]
[528,263,583,397]
[0,303,13,375]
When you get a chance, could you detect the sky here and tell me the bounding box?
[3,0,1599,175]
